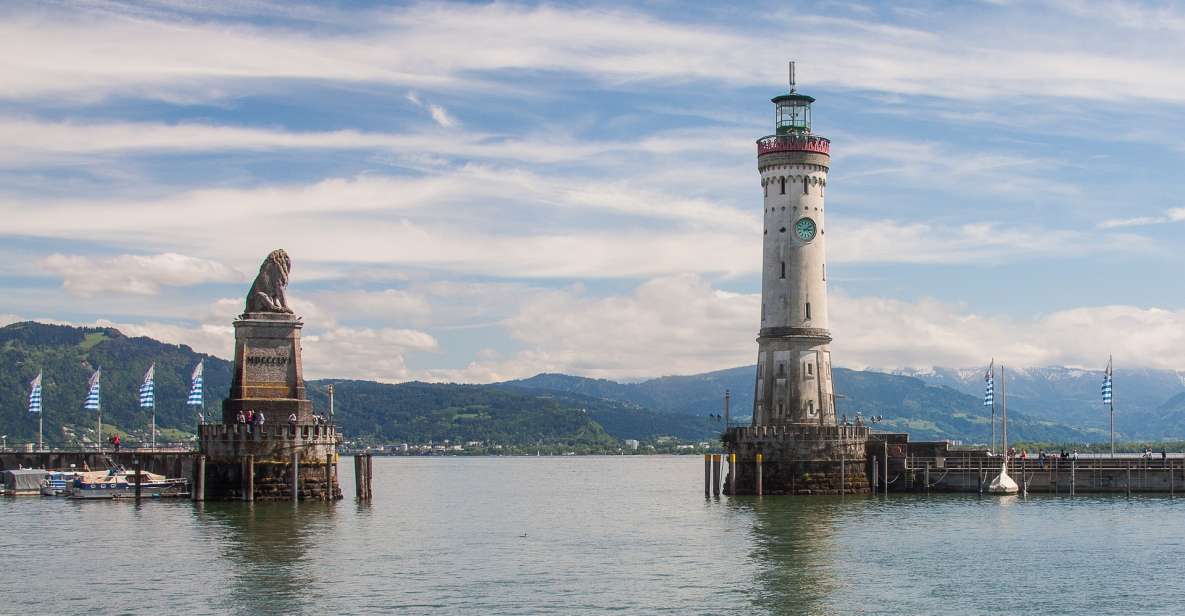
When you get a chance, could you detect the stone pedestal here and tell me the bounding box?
[222,313,312,424]
[724,425,871,495]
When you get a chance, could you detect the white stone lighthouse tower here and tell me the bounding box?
[752,63,835,428]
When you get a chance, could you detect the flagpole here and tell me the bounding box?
[1001,363,1008,460]
[38,407,43,452]
[1110,354,1115,457]
[985,364,995,452]
[97,399,102,454]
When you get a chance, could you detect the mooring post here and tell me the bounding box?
[924,462,930,494]
[1172,459,1176,498]
[840,454,845,496]
[355,455,364,500]
[366,454,373,500]
[711,454,721,497]
[872,456,878,494]
[978,456,983,494]
[755,453,764,496]
[291,452,300,503]
[246,454,255,502]
[703,454,711,497]
[883,442,889,496]
[728,452,737,495]
[1071,460,1076,497]
[1127,464,1132,498]
[134,458,142,502]
[324,453,333,501]
[194,454,205,502]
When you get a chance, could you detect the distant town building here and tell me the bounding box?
[624,439,640,450]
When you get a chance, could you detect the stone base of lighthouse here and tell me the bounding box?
[723,425,871,495]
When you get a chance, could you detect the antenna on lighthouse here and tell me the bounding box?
[789,60,796,93]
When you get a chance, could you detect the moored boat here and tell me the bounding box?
[40,470,84,496]
[69,468,189,499]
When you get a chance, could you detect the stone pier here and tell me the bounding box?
[724,424,871,495]
[199,423,341,501]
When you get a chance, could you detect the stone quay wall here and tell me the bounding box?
[724,425,871,495]
[0,451,194,478]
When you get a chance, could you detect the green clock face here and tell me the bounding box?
[794,217,817,241]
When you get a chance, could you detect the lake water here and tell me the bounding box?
[4,456,1185,615]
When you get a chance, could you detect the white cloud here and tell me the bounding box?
[427,104,457,128]
[429,278,1185,382]
[6,1,1185,107]
[41,252,241,296]
[1097,208,1185,229]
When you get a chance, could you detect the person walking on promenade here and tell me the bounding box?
[236,410,246,424]
[256,411,265,426]
[112,434,120,454]
[288,412,297,426]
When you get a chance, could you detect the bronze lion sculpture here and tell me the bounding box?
[244,249,294,314]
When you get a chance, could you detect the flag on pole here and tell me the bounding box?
[983,360,995,407]
[187,361,203,406]
[28,372,43,414]
[139,364,155,409]
[1102,357,1113,405]
[84,367,101,410]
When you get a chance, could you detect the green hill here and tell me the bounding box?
[0,322,713,448]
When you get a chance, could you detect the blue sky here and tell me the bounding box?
[2,0,1185,382]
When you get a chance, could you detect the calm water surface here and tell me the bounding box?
[3,456,1185,615]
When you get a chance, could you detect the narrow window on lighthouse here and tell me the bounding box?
[803,177,809,194]
[780,261,785,279]
[805,302,812,320]
[779,177,786,194]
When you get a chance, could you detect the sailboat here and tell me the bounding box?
[988,363,1019,495]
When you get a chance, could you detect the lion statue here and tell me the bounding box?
[244,249,294,314]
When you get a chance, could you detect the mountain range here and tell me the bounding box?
[3,321,1183,447]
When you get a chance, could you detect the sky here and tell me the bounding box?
[3,0,1185,383]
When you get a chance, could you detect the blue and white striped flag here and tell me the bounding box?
[983,361,995,407]
[1102,356,1113,406]
[139,364,155,409]
[187,361,203,406]
[84,367,101,411]
[28,372,42,414]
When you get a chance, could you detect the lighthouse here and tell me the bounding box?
[752,62,835,428]
[721,64,868,496]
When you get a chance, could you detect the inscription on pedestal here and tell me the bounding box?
[245,345,291,383]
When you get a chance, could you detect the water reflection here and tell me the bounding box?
[731,496,856,616]
[198,502,338,616]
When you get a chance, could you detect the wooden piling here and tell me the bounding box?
[1172,460,1175,498]
[883,442,889,496]
[755,453,763,496]
[711,454,721,497]
[978,456,983,494]
[324,453,333,501]
[354,455,364,500]
[291,452,300,502]
[703,454,711,497]
[728,452,737,496]
[245,454,255,502]
[194,454,205,502]
[366,454,373,500]
[872,456,878,494]
[924,462,930,494]
[840,454,845,496]
[1127,465,1132,498]
[134,458,142,502]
